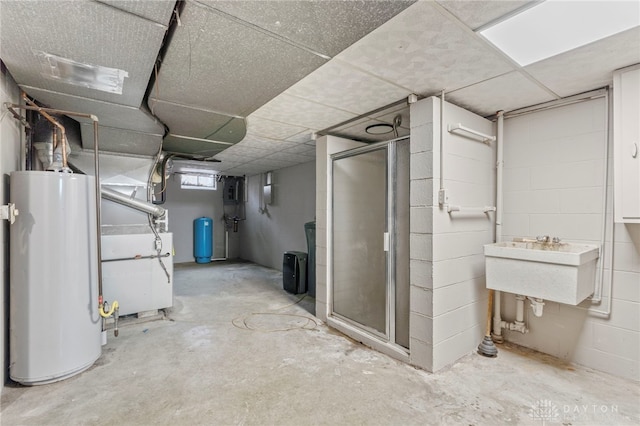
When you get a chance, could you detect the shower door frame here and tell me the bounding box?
[327,137,410,361]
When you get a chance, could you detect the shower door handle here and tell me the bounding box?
[383,232,390,252]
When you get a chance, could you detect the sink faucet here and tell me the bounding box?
[536,235,550,243]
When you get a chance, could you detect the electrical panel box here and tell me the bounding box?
[223,176,244,205]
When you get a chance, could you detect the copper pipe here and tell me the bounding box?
[22,95,68,169]
[6,103,97,120]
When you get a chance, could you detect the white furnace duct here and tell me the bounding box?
[9,171,102,385]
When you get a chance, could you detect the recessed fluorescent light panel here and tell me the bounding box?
[479,0,640,66]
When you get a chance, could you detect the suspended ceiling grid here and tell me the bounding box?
[0,1,174,155]
[1,1,639,176]
[225,0,639,175]
[149,0,415,158]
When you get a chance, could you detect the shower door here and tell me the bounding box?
[330,138,409,349]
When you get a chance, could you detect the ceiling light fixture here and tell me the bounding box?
[479,0,640,66]
[365,123,394,135]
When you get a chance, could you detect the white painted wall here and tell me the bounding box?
[164,174,239,263]
[240,161,316,271]
[409,97,495,371]
[0,66,22,386]
[501,97,640,381]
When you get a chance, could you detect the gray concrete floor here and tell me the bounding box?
[2,260,639,425]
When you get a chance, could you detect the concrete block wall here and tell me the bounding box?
[1,66,22,386]
[409,97,495,371]
[501,97,640,381]
[240,161,316,271]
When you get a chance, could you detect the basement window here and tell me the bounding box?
[180,174,217,191]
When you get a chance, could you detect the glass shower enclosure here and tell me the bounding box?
[330,137,410,350]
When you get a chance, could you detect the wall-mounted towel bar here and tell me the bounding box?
[447,205,496,214]
[447,123,496,144]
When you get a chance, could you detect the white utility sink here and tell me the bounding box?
[484,241,600,305]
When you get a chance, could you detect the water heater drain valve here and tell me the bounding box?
[0,203,19,224]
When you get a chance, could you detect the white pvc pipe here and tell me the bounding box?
[589,89,614,317]
[515,295,525,323]
[439,90,445,192]
[493,111,505,339]
[493,290,502,339]
[211,230,229,261]
[591,88,611,303]
[496,111,504,242]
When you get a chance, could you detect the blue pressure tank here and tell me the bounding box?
[194,217,213,263]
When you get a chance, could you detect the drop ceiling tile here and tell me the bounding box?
[447,71,556,116]
[525,27,640,98]
[239,136,280,150]
[223,145,273,157]
[246,116,308,140]
[80,124,162,156]
[284,143,316,155]
[21,86,164,134]
[149,1,327,116]
[286,130,316,144]
[214,162,243,172]
[253,93,357,130]
[265,152,313,164]
[0,1,166,107]
[213,151,251,163]
[239,135,297,151]
[286,60,411,115]
[198,0,414,57]
[249,157,294,168]
[336,1,514,95]
[99,0,175,25]
[226,165,269,176]
[436,0,533,30]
